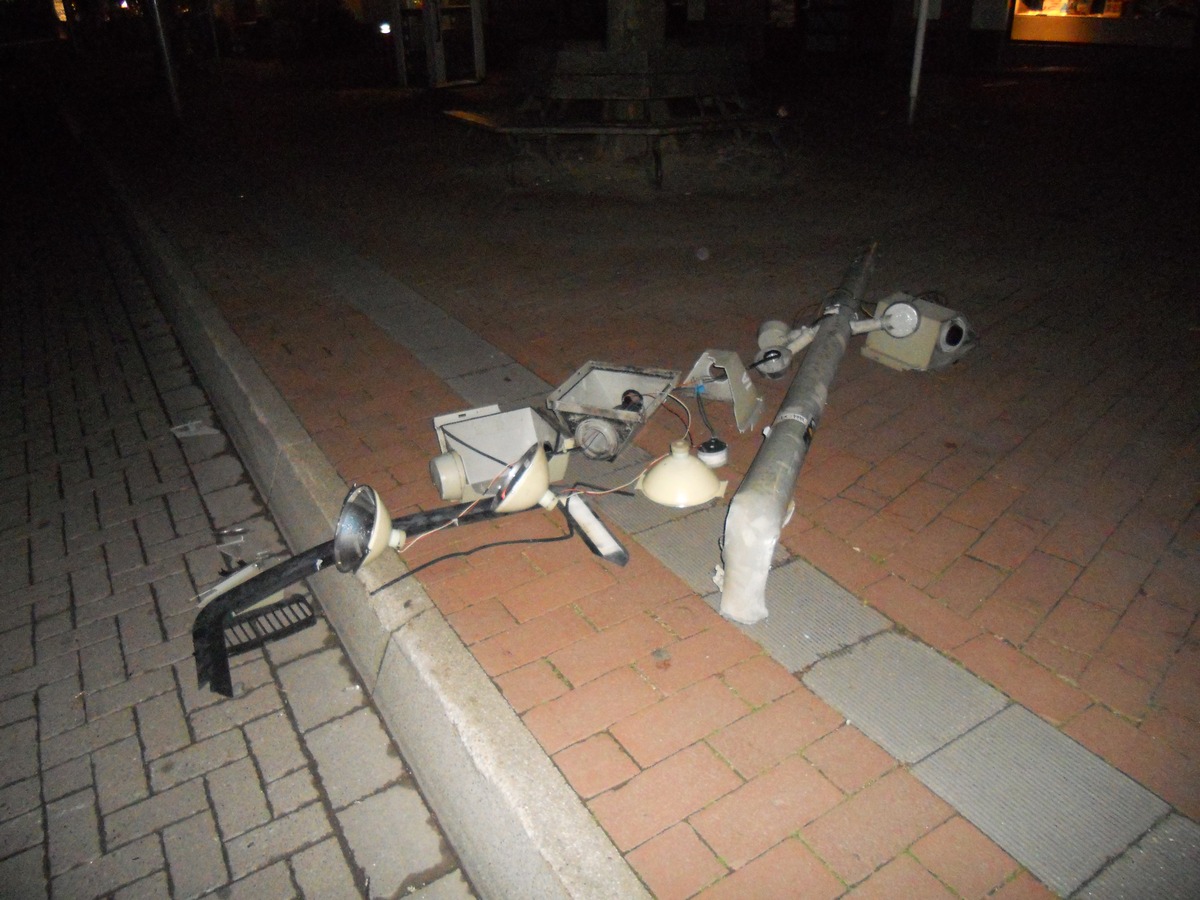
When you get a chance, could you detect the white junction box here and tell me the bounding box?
[430,405,571,502]
[861,296,977,371]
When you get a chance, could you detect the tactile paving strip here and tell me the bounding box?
[1077,814,1200,899]
[915,705,1170,897]
[727,558,891,672]
[637,504,729,596]
[252,197,553,409]
[803,632,1007,763]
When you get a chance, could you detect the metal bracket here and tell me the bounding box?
[685,350,765,434]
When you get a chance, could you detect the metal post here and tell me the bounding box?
[718,246,876,624]
[147,0,182,118]
[208,0,222,64]
[908,0,931,126]
[390,0,409,87]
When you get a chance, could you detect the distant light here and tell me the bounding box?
[119,0,129,7]
[378,22,391,34]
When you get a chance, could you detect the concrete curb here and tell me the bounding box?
[95,156,649,900]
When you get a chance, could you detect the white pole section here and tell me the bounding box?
[909,0,931,126]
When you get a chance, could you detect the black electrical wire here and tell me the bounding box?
[747,349,782,371]
[695,389,718,440]
[660,397,691,440]
[368,508,577,596]
[440,427,508,467]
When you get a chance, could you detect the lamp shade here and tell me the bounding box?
[639,440,727,508]
[334,485,395,572]
[493,444,555,513]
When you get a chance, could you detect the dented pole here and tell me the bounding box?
[719,246,877,624]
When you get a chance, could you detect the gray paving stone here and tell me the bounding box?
[266,769,320,819]
[0,693,34,728]
[163,811,228,900]
[127,633,193,675]
[191,454,246,495]
[51,833,163,900]
[33,611,72,643]
[33,592,71,624]
[35,617,118,664]
[117,602,164,657]
[39,710,135,768]
[0,625,34,676]
[68,564,112,606]
[0,802,42,858]
[410,869,477,900]
[291,837,362,900]
[220,861,297,900]
[0,574,68,610]
[110,556,189,595]
[277,650,365,733]
[46,788,100,876]
[86,667,174,720]
[202,483,263,530]
[915,705,1170,896]
[163,489,205,532]
[135,690,191,761]
[149,571,196,619]
[1078,814,1200,900]
[98,497,166,533]
[142,529,216,566]
[74,583,153,628]
[0,719,39,786]
[804,631,1009,763]
[79,637,126,694]
[111,869,170,900]
[134,508,176,550]
[162,608,196,642]
[104,779,208,849]
[243,715,307,787]
[304,707,405,809]
[226,656,276,695]
[0,846,47,900]
[93,735,150,815]
[0,777,41,823]
[149,729,248,791]
[338,785,449,898]
[104,534,146,576]
[189,684,283,741]
[207,757,271,839]
[42,757,93,804]
[0,597,32,638]
[226,803,333,880]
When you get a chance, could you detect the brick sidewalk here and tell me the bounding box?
[0,91,473,899]
[59,55,1200,897]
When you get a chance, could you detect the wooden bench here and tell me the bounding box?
[445,108,783,186]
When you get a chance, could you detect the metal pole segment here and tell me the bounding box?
[909,0,931,126]
[147,0,182,118]
[718,246,876,624]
